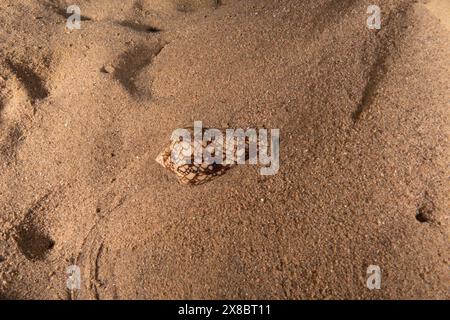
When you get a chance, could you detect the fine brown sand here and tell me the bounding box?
[0,0,449,300]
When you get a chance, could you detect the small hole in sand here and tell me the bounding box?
[146,26,161,33]
[47,241,55,250]
[415,208,430,223]
[16,227,55,261]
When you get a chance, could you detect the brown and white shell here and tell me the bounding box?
[156,128,254,185]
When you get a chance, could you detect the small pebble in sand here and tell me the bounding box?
[102,65,115,74]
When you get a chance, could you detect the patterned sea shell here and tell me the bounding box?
[156,127,256,185]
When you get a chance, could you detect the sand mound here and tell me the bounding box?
[0,0,448,299]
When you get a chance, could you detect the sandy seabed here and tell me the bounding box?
[0,0,449,299]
